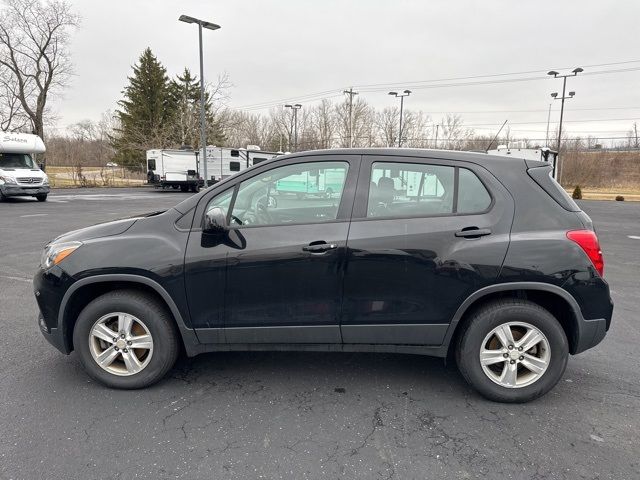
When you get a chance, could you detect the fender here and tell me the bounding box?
[58,274,200,355]
[439,281,588,356]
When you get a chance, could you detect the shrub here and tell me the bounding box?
[572,185,583,200]
[615,195,625,201]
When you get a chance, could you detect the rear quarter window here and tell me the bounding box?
[527,166,580,212]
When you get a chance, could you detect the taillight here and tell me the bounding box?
[567,230,604,277]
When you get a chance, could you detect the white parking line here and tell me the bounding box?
[20,213,48,218]
[628,235,640,240]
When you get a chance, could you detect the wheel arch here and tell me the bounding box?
[443,282,584,359]
[58,274,199,355]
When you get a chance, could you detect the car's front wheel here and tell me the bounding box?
[456,299,569,403]
[73,290,180,389]
[36,194,47,202]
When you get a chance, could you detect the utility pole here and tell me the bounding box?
[178,15,221,187]
[545,103,552,147]
[634,122,639,149]
[284,104,302,151]
[388,90,411,147]
[548,67,583,182]
[434,124,439,149]
[343,87,359,148]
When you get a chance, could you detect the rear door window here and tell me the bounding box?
[366,162,491,218]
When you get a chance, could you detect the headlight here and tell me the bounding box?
[43,176,49,185]
[0,175,17,184]
[41,241,83,269]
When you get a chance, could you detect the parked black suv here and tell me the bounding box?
[33,149,613,402]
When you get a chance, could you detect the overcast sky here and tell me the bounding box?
[53,0,640,142]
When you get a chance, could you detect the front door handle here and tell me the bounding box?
[302,242,338,253]
[455,227,492,238]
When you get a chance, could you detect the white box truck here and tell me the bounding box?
[0,133,50,202]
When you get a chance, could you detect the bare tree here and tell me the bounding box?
[0,0,79,139]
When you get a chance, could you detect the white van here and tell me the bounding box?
[0,133,50,202]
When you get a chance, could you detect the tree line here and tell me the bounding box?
[3,0,639,175]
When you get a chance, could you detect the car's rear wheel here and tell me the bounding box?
[73,290,180,389]
[456,299,568,403]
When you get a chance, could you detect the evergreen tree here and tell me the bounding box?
[169,68,226,149]
[113,48,174,168]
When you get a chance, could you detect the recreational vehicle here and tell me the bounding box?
[0,133,49,202]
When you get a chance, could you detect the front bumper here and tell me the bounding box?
[0,184,50,197]
[33,266,74,354]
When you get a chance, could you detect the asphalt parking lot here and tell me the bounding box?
[0,188,639,480]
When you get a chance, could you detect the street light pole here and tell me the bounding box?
[179,14,221,186]
[388,90,411,147]
[548,67,582,182]
[284,104,302,151]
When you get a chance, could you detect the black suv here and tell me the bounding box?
[33,149,613,403]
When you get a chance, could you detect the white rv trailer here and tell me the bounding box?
[146,149,201,192]
[488,145,558,176]
[204,145,280,183]
[0,133,50,201]
[146,146,281,192]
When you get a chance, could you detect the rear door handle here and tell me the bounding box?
[455,227,492,238]
[302,242,338,253]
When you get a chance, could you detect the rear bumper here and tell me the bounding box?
[0,184,50,197]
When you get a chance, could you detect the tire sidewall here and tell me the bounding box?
[73,292,178,389]
[458,302,569,403]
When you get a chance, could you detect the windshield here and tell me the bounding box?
[0,153,36,169]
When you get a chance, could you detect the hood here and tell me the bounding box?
[51,217,139,244]
[50,210,168,244]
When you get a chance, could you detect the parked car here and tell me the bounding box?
[33,148,612,402]
[105,162,118,168]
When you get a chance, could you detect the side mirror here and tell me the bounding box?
[203,207,228,234]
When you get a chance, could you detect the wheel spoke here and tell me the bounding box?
[92,323,116,344]
[494,325,515,348]
[122,350,143,374]
[480,349,506,366]
[500,361,518,387]
[118,314,133,336]
[521,353,548,375]
[128,334,152,350]
[517,329,543,352]
[96,346,119,368]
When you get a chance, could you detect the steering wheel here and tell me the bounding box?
[255,195,273,224]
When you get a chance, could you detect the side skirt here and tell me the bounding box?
[183,342,447,358]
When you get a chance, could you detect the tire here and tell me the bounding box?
[36,194,48,202]
[456,299,568,403]
[72,290,180,389]
[180,185,189,192]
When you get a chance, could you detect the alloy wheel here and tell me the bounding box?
[88,312,154,376]
[479,321,551,388]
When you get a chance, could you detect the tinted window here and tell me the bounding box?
[229,161,241,172]
[253,157,267,165]
[457,168,491,213]
[147,159,156,171]
[229,161,349,227]
[368,162,455,217]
